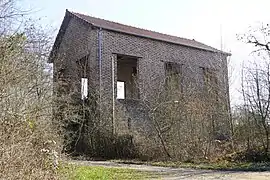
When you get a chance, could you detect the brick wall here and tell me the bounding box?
[101,29,229,134]
[53,15,230,138]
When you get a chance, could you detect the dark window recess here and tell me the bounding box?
[77,55,89,78]
[76,55,89,99]
[117,55,139,99]
[132,67,137,76]
[165,62,183,92]
[200,67,219,101]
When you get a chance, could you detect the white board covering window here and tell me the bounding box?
[117,81,125,99]
[81,78,88,100]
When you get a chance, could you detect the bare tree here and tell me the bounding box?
[118,61,231,161]
[236,23,270,156]
[241,62,270,154]
[0,1,63,179]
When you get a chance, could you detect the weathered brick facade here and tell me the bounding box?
[50,10,231,152]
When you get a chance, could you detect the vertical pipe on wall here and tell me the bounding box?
[111,55,115,135]
[98,27,102,115]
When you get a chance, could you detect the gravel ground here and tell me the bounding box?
[71,160,270,180]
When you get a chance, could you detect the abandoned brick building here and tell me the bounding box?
[49,10,231,155]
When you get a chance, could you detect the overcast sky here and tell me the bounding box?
[24,0,270,105]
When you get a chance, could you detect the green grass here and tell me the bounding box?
[59,159,270,180]
[60,164,155,180]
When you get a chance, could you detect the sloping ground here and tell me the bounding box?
[71,160,270,180]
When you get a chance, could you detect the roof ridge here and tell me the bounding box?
[69,10,197,44]
[66,10,230,55]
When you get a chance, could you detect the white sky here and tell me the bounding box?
[25,0,270,105]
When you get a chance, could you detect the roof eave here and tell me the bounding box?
[90,24,231,55]
[48,10,72,63]
[70,11,230,56]
[48,10,231,64]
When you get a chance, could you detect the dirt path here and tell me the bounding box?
[71,160,270,180]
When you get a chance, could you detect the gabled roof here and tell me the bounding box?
[49,10,230,63]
